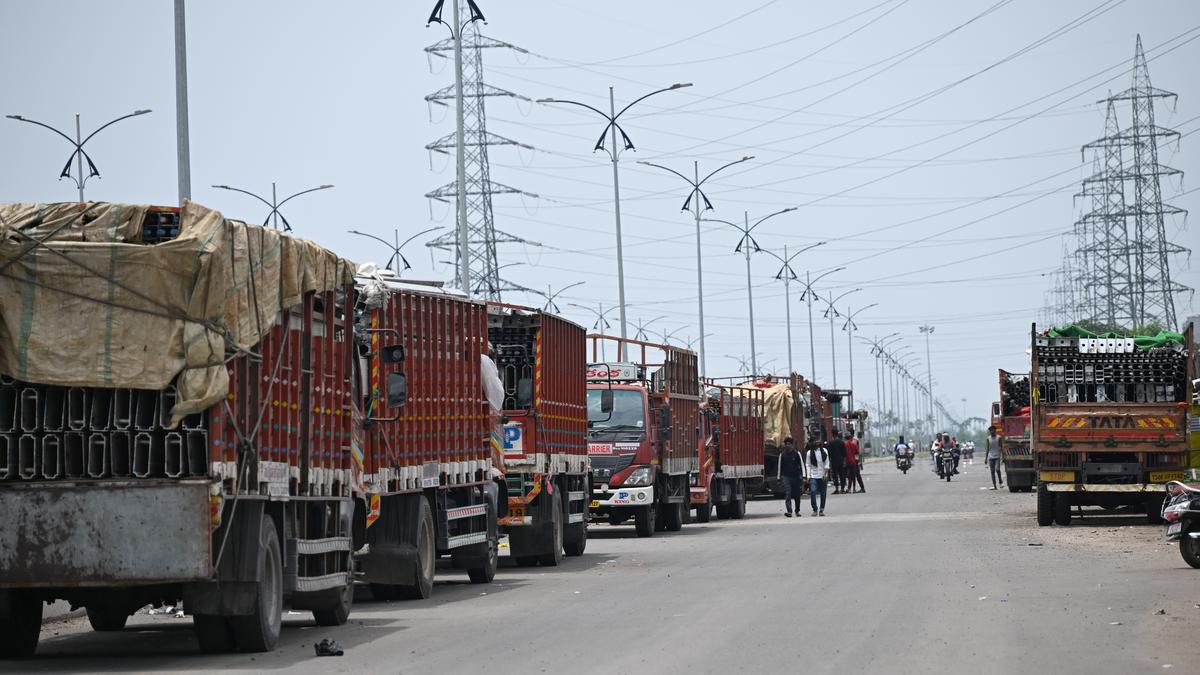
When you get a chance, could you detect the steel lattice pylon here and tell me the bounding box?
[424,7,535,300]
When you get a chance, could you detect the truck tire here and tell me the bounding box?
[193,614,235,654]
[694,498,712,523]
[1053,493,1072,526]
[1181,527,1200,569]
[0,591,42,658]
[312,577,354,627]
[231,517,283,653]
[634,505,656,538]
[466,535,499,583]
[563,518,587,557]
[729,483,747,520]
[1036,486,1053,526]
[536,496,564,567]
[87,604,130,631]
[663,500,684,532]
[397,498,436,599]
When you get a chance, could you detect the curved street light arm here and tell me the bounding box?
[211,184,275,210]
[700,155,754,185]
[399,225,446,250]
[748,206,797,233]
[842,302,879,331]
[615,83,692,120]
[277,184,334,208]
[80,109,151,146]
[6,115,76,146]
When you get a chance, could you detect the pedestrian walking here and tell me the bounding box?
[985,426,1004,490]
[827,433,847,494]
[807,441,830,516]
[779,437,805,517]
[844,433,865,493]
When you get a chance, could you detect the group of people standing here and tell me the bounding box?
[776,432,865,518]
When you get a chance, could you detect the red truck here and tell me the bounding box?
[355,277,500,599]
[585,336,700,537]
[1030,323,1194,526]
[488,304,590,566]
[693,381,765,520]
[757,374,807,496]
[0,203,360,657]
[994,369,1034,492]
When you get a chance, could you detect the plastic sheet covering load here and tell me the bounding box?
[0,201,355,425]
[762,382,794,449]
[1047,324,1186,351]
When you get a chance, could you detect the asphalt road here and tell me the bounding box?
[17,459,1200,674]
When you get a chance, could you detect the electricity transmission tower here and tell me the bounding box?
[1046,35,1190,329]
[424,1,536,300]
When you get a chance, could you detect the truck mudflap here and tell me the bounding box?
[1045,483,1172,493]
[0,480,212,587]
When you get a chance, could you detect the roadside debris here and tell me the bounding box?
[314,639,344,657]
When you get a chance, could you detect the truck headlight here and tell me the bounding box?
[622,466,653,487]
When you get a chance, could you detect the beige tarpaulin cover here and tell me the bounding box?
[762,383,794,448]
[0,201,355,424]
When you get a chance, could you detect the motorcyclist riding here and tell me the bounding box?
[893,434,913,469]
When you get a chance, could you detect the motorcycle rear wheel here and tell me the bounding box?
[1181,528,1200,569]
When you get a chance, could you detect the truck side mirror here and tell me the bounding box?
[386,372,408,408]
[600,389,614,414]
[381,344,406,364]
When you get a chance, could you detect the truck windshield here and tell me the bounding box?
[587,389,645,429]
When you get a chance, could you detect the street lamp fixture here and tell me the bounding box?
[759,241,826,375]
[212,182,333,232]
[7,109,152,202]
[348,226,444,276]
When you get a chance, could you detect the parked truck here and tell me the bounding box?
[756,374,806,497]
[354,272,500,599]
[488,303,590,566]
[1030,323,1194,526]
[996,369,1035,492]
[585,336,700,537]
[0,202,360,656]
[693,381,765,520]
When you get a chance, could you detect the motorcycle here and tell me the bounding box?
[896,454,912,474]
[1162,481,1200,569]
[937,448,955,482]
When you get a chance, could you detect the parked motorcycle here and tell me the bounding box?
[1162,481,1200,569]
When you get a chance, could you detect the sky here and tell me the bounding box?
[2,0,1197,428]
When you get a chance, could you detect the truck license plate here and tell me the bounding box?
[1149,471,1185,483]
[589,500,601,509]
[1167,522,1182,536]
[508,505,525,519]
[1039,470,1074,482]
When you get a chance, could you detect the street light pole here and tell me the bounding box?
[211,182,334,231]
[638,155,753,379]
[7,109,152,202]
[348,226,444,276]
[702,207,797,379]
[538,83,693,357]
[821,288,861,389]
[174,0,191,204]
[841,303,878,413]
[760,241,826,376]
[797,267,844,381]
[920,324,936,431]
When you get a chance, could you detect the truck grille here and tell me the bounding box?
[591,454,635,483]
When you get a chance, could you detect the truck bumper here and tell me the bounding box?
[590,485,653,513]
[0,480,213,588]
[1045,483,1168,493]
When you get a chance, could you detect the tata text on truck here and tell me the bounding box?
[585,336,700,537]
[488,304,590,566]
[1031,323,1194,526]
[693,381,765,520]
[354,273,500,599]
[996,369,1035,492]
[0,203,360,656]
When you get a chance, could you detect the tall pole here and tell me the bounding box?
[271,182,278,231]
[806,271,816,380]
[783,245,793,374]
[610,88,629,355]
[872,345,881,450]
[744,211,757,377]
[174,0,191,204]
[452,0,471,296]
[846,309,854,410]
[828,307,838,388]
[693,161,706,377]
[73,114,84,203]
[920,324,935,432]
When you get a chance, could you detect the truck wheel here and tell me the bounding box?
[730,485,747,520]
[193,614,235,654]
[397,499,436,599]
[1007,484,1018,493]
[563,519,587,557]
[312,576,354,627]
[466,535,499,583]
[1181,527,1200,569]
[1145,496,1166,525]
[537,495,564,567]
[1036,487,1053,526]
[87,605,130,631]
[634,505,656,538]
[663,501,684,532]
[0,591,42,658]
[694,499,712,523]
[231,517,283,653]
[1053,494,1072,526]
